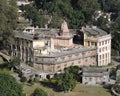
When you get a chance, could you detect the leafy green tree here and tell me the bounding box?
[75,0,100,24]
[64,66,80,81]
[69,10,85,28]
[34,0,84,28]
[0,0,18,49]
[23,4,46,27]
[31,88,48,96]
[110,16,120,56]
[100,0,120,12]
[94,16,108,30]
[0,73,24,96]
[57,70,76,92]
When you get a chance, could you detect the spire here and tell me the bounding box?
[60,20,70,37]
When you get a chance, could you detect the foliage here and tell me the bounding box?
[34,77,40,83]
[110,17,120,56]
[22,4,47,27]
[0,0,18,49]
[7,57,21,70]
[109,68,116,79]
[100,0,120,13]
[74,0,100,24]
[33,0,100,28]
[94,16,108,30]
[31,88,48,96]
[0,73,23,96]
[28,77,34,85]
[20,76,27,82]
[57,70,76,92]
[64,66,80,81]
[112,76,120,95]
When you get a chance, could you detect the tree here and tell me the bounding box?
[57,70,76,92]
[75,0,100,24]
[69,10,85,28]
[110,16,120,56]
[0,0,18,49]
[23,4,46,27]
[94,16,108,30]
[64,66,80,81]
[0,73,24,96]
[7,57,21,70]
[112,77,120,95]
[31,88,48,96]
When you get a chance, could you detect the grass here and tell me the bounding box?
[23,83,112,96]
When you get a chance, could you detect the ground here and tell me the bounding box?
[23,83,112,96]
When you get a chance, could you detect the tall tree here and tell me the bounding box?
[0,0,18,49]
[75,0,100,24]
[57,70,76,92]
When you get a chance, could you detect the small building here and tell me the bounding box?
[82,68,109,85]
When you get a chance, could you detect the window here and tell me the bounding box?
[106,47,107,51]
[78,60,81,64]
[72,62,74,65]
[61,57,65,60]
[99,55,101,59]
[103,54,104,59]
[102,41,104,45]
[57,66,60,69]
[64,64,67,67]
[91,42,94,45]
[99,48,101,52]
[99,42,101,46]
[105,40,107,44]
[106,53,107,58]
[35,58,38,61]
[102,47,104,52]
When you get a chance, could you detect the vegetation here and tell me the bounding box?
[112,77,120,95]
[0,73,24,96]
[31,88,48,96]
[57,70,76,92]
[64,66,80,81]
[7,57,21,70]
[23,83,112,96]
[20,76,27,82]
[0,0,18,50]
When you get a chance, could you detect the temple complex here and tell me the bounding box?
[10,21,111,73]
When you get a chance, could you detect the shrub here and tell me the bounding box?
[20,76,27,82]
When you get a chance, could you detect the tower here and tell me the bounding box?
[60,21,70,37]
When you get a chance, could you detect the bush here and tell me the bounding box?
[31,88,48,96]
[20,76,27,82]
[28,78,34,85]
[34,77,39,83]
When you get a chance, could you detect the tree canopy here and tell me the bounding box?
[0,73,23,96]
[57,70,76,92]
[0,0,18,49]
[31,88,48,96]
[24,0,100,28]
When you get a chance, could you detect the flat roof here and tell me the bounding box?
[36,46,96,57]
[82,26,108,36]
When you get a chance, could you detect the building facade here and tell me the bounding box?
[82,68,109,85]
[80,26,111,66]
